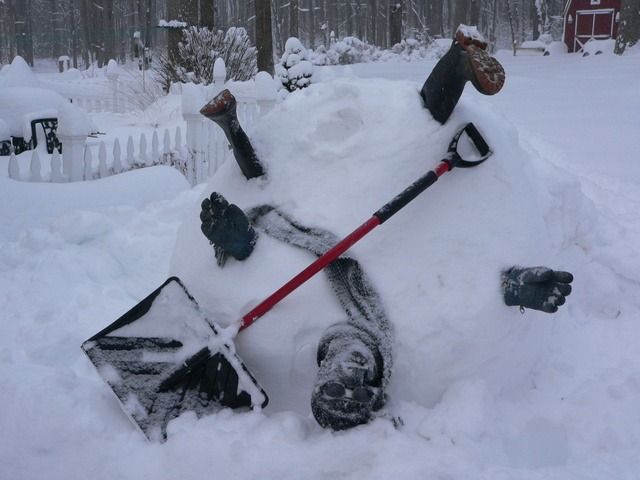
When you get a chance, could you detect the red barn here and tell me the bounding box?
[563,0,622,52]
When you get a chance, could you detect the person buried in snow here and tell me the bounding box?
[196,25,574,431]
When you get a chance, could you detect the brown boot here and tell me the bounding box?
[421,25,505,124]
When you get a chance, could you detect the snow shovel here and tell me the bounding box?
[81,122,491,441]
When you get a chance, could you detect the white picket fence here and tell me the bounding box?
[7,60,279,186]
[7,125,188,183]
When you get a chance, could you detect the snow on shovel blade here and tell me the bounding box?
[81,277,268,441]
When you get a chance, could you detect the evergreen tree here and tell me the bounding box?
[277,37,313,92]
[615,0,640,54]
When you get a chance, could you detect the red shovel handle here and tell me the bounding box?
[239,123,491,330]
[240,160,452,331]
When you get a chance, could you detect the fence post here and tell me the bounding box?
[60,133,88,181]
[106,59,120,113]
[212,58,227,97]
[182,83,206,186]
[255,71,277,116]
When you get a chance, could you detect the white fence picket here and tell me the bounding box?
[152,131,159,160]
[8,151,19,179]
[83,147,93,180]
[51,151,63,182]
[112,138,122,173]
[98,142,108,178]
[30,150,42,182]
[139,134,148,166]
[126,136,135,167]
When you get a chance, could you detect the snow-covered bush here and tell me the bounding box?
[310,36,380,65]
[384,36,448,61]
[310,35,446,65]
[155,26,257,91]
[277,37,314,92]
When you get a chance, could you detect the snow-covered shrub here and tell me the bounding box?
[155,26,257,91]
[310,36,380,65]
[383,34,447,62]
[277,37,314,92]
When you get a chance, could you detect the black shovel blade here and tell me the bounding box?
[81,277,268,442]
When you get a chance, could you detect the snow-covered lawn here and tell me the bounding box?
[1,50,639,479]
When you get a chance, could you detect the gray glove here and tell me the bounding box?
[502,266,573,313]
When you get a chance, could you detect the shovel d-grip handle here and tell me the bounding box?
[240,123,490,331]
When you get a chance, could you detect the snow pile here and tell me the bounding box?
[171,78,583,414]
[0,87,67,137]
[57,101,97,137]
[582,38,616,56]
[0,55,41,88]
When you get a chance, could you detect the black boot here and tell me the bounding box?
[311,324,386,430]
[200,89,265,180]
[421,26,506,124]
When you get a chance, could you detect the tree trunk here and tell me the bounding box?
[453,0,468,31]
[256,0,274,74]
[389,1,402,46]
[201,0,215,29]
[14,0,34,65]
[290,0,299,38]
[103,0,116,62]
[615,0,640,54]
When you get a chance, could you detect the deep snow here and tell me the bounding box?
[1,50,640,479]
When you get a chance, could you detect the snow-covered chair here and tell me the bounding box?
[29,117,62,154]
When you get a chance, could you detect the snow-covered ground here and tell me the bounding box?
[1,49,640,479]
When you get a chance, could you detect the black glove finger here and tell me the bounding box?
[521,267,553,284]
[200,207,213,222]
[201,221,215,242]
[540,302,559,314]
[554,283,572,296]
[209,192,229,216]
[552,271,574,284]
[554,294,566,306]
[201,197,211,211]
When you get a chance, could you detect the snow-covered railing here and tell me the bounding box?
[7,125,188,183]
[8,60,280,186]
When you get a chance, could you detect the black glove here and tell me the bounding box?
[502,266,573,313]
[200,192,257,267]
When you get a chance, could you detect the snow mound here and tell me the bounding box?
[0,55,41,88]
[171,78,584,415]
